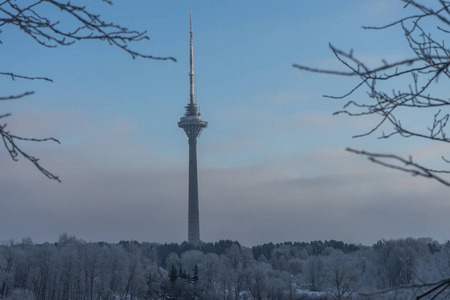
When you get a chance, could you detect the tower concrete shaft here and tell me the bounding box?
[179,117,206,246]
[188,137,199,244]
[178,13,207,246]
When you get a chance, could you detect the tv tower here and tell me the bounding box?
[178,12,207,246]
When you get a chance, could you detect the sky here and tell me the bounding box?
[1,0,449,247]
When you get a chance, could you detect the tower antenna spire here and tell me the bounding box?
[189,11,195,106]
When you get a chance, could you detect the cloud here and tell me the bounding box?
[2,143,449,246]
[361,0,404,16]
[268,90,306,106]
[199,154,450,245]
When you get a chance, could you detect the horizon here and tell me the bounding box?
[6,232,446,249]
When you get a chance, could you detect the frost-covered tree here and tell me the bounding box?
[223,243,256,300]
[304,255,326,292]
[0,241,16,299]
[245,264,269,300]
[4,288,34,300]
[325,253,361,300]
[1,237,450,299]
[198,253,222,300]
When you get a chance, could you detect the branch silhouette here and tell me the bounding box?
[1,0,175,181]
[294,0,450,188]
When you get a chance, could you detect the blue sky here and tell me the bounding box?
[1,0,449,246]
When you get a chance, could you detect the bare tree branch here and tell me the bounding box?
[0,72,52,82]
[294,0,450,190]
[0,0,176,61]
[346,148,450,187]
[0,91,34,101]
[0,121,60,182]
[1,0,175,181]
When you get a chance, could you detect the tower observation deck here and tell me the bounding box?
[178,12,207,246]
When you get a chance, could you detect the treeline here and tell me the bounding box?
[252,240,360,261]
[0,234,449,299]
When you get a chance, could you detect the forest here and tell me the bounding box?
[0,234,449,299]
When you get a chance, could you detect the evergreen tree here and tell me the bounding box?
[178,267,185,280]
[191,265,199,285]
[169,265,178,284]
